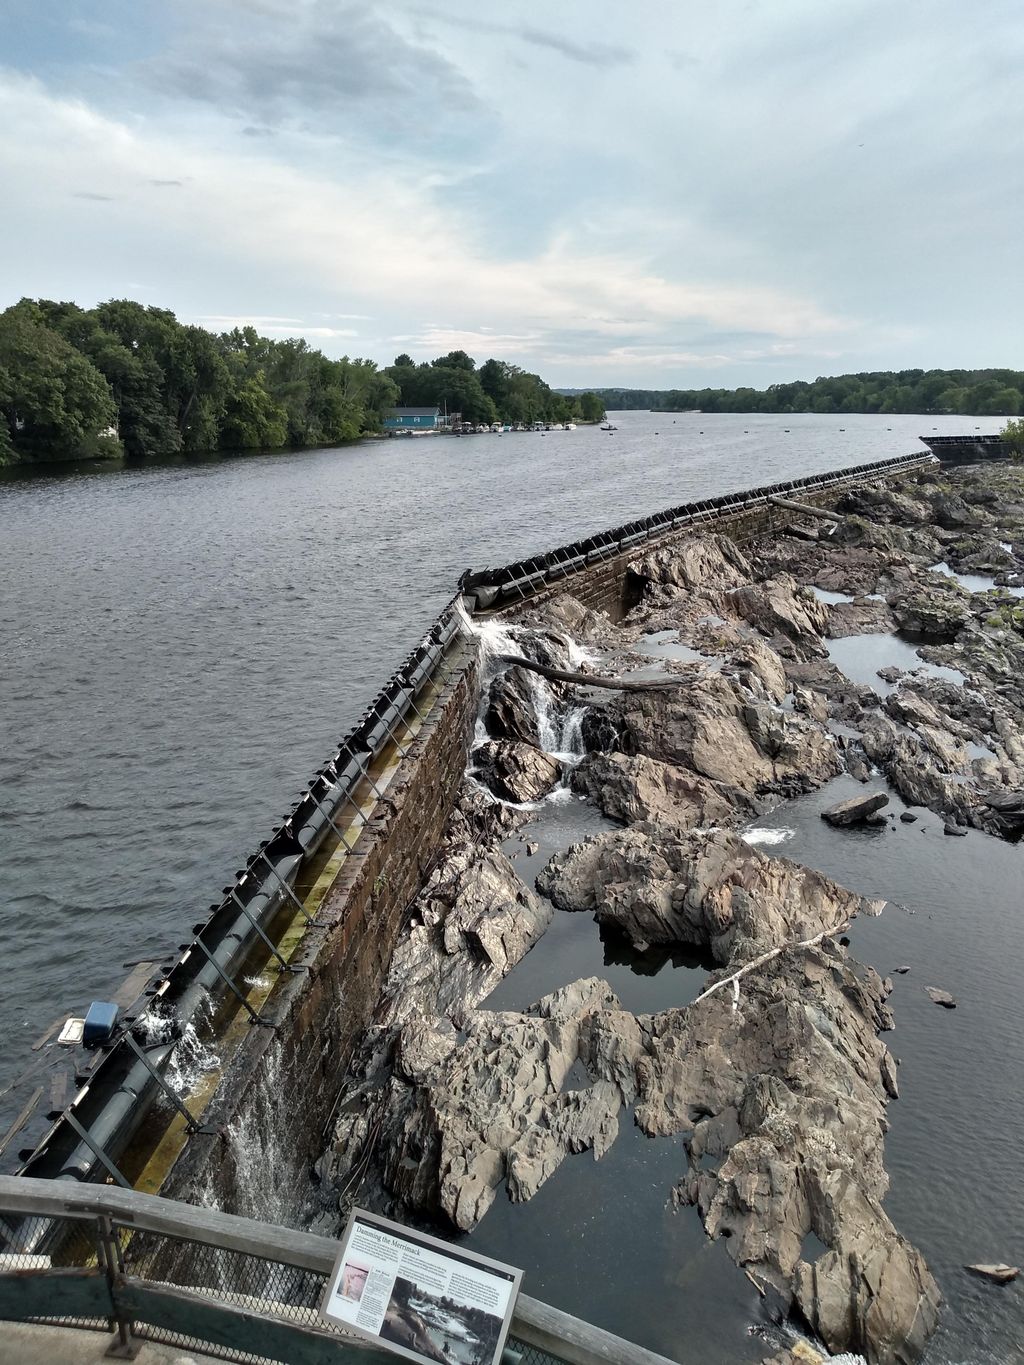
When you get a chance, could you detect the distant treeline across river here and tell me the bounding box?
[563,368,1024,417]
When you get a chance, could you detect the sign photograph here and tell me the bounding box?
[320,1208,522,1365]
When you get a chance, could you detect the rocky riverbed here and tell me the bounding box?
[314,460,1024,1365]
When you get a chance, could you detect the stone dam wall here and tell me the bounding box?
[160,450,934,1212]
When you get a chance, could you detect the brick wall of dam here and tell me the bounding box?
[153,451,933,1213]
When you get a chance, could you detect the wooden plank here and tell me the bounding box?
[512,1295,682,1365]
[115,1279,394,1365]
[111,961,156,1010]
[0,1266,109,1321]
[47,1070,68,1118]
[0,1088,43,1161]
[31,1019,64,1052]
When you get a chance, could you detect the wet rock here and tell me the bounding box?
[900,811,917,823]
[474,740,562,803]
[630,533,752,593]
[526,841,539,856]
[893,965,911,973]
[943,821,968,837]
[964,1263,1019,1284]
[821,792,890,827]
[592,672,841,797]
[570,751,761,832]
[826,598,897,638]
[730,574,830,658]
[925,987,957,1008]
[981,789,1024,837]
[485,666,541,746]
[537,826,881,962]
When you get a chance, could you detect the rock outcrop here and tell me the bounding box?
[570,751,762,832]
[821,791,890,827]
[474,739,562,803]
[631,534,753,593]
[588,673,841,799]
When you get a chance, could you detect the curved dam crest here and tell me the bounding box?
[8,427,1023,1364]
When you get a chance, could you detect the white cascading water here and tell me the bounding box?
[458,602,590,800]
[136,998,220,1096]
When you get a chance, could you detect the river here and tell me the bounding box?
[0,411,1007,1354]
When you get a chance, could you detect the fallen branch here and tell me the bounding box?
[768,495,843,524]
[497,653,692,692]
[692,918,850,1007]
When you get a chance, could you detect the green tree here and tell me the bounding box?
[0,301,118,460]
[219,375,288,449]
[1001,417,1024,453]
[577,393,605,422]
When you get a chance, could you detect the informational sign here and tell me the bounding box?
[320,1208,522,1365]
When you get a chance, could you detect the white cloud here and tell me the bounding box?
[0,69,856,378]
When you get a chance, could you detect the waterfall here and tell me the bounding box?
[460,601,592,805]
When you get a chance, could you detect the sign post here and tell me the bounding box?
[320,1208,522,1365]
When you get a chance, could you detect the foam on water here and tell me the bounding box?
[741,827,796,846]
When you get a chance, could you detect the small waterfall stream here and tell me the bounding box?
[460,607,591,801]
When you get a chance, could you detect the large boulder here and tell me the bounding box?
[537,826,881,961]
[837,486,932,527]
[382,843,553,1029]
[484,666,541,746]
[474,740,562,803]
[588,673,841,797]
[827,597,897,638]
[729,574,830,658]
[630,533,752,593]
[890,583,971,640]
[822,791,890,827]
[570,751,762,831]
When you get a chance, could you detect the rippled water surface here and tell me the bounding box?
[0,411,1014,1357]
[5,411,984,1119]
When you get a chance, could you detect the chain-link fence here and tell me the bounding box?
[0,1179,648,1365]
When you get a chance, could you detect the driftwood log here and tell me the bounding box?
[497,653,692,692]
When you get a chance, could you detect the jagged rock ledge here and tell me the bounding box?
[317,462,1024,1365]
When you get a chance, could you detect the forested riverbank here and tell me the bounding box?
[574,369,1024,416]
[0,298,603,465]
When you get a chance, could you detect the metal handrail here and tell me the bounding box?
[460,450,935,603]
[0,1176,682,1365]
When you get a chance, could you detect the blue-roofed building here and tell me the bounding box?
[384,406,440,433]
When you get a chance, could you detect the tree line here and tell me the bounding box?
[0,298,605,465]
[385,351,603,426]
[570,370,1024,416]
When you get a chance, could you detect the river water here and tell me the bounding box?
[0,411,1010,1356]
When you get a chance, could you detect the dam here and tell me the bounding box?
[4,425,1023,1364]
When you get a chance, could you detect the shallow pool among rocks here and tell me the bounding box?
[826,633,967,695]
[744,775,1024,1365]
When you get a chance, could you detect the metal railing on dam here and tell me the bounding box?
[0,1176,680,1365]
[17,596,470,1192]
[12,447,936,1209]
[460,450,934,610]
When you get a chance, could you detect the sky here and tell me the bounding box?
[2,0,1022,388]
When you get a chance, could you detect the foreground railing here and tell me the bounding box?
[0,1176,679,1365]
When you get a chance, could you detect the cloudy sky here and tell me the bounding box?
[2,0,1021,387]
